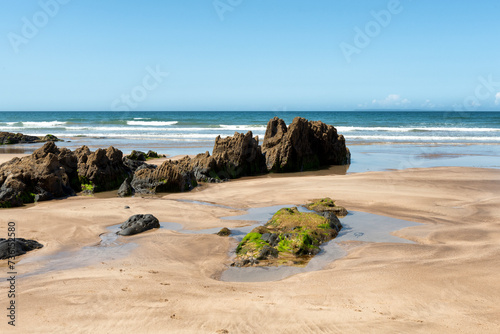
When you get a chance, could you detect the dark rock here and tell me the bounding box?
[124,206,130,209]
[147,150,160,159]
[123,157,146,173]
[75,146,129,192]
[257,245,279,260]
[0,132,61,145]
[117,214,160,236]
[0,237,43,259]
[217,227,231,236]
[127,150,147,161]
[261,233,279,247]
[262,117,350,172]
[118,178,133,197]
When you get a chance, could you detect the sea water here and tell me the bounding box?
[1,111,499,171]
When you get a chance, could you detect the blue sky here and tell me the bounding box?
[1,0,499,111]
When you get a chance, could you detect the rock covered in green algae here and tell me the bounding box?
[231,206,343,267]
[217,227,231,236]
[306,197,348,218]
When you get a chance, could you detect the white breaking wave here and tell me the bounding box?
[61,133,225,139]
[346,135,500,141]
[127,121,178,126]
[337,126,500,132]
[219,124,267,131]
[0,121,67,128]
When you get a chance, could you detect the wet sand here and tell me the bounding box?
[0,160,499,333]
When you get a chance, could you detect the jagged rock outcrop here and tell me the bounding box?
[0,143,132,207]
[262,117,350,172]
[0,132,61,145]
[75,146,129,192]
[130,159,197,194]
[117,214,160,236]
[186,131,266,182]
[0,237,43,259]
[211,131,266,179]
[0,142,78,208]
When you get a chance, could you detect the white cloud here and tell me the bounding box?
[495,92,500,105]
[372,94,410,108]
[421,99,435,109]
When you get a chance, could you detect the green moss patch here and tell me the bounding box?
[306,197,348,217]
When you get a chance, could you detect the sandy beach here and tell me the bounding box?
[1,148,499,333]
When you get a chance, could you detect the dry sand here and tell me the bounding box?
[1,160,499,333]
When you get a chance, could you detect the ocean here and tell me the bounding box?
[1,111,499,171]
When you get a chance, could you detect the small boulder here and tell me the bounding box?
[118,178,133,197]
[127,150,147,161]
[0,237,43,260]
[117,214,160,236]
[217,227,231,236]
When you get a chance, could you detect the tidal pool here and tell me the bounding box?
[12,201,419,282]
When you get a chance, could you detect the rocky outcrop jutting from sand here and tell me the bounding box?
[0,118,350,207]
[232,202,343,267]
[0,132,61,145]
[130,158,197,194]
[75,146,129,193]
[0,142,79,207]
[117,214,160,236]
[0,143,132,207]
[186,131,266,182]
[262,117,350,172]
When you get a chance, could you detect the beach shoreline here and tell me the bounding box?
[1,160,499,333]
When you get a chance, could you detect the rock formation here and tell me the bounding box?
[130,159,197,194]
[0,237,43,259]
[75,146,129,193]
[262,117,350,172]
[182,131,266,182]
[306,197,348,219]
[232,205,343,267]
[117,214,160,236]
[0,132,61,145]
[0,142,78,208]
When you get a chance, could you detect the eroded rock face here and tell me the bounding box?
[130,159,197,194]
[262,117,350,172]
[0,237,43,259]
[0,143,134,207]
[186,131,266,182]
[75,146,129,192]
[117,214,160,236]
[0,142,78,208]
[211,131,266,179]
